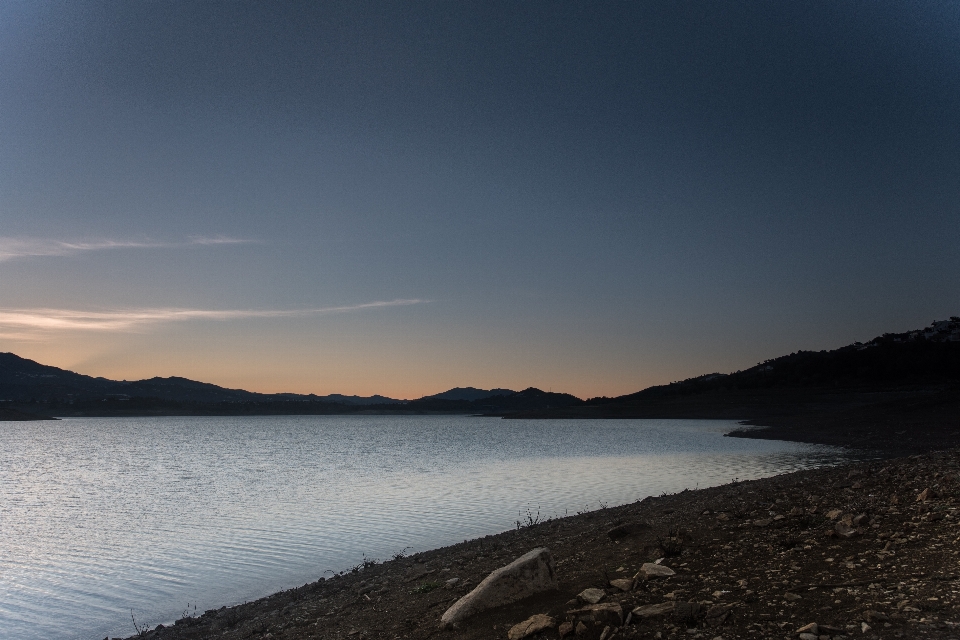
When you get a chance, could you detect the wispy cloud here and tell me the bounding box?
[186,235,253,246]
[0,235,255,262]
[0,331,44,342]
[0,299,427,333]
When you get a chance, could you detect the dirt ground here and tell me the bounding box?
[121,445,960,640]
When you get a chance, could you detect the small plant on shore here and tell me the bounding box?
[657,527,685,557]
[392,546,412,561]
[181,602,197,619]
[412,581,442,594]
[516,507,542,529]
[351,554,380,572]
[131,609,149,637]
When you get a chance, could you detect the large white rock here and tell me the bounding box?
[440,548,558,628]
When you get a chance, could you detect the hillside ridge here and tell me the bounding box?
[2,318,959,424]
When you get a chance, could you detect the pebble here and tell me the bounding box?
[578,587,606,604]
[632,601,675,618]
[609,578,634,591]
[569,602,624,627]
[797,622,818,634]
[507,614,555,640]
[638,562,676,578]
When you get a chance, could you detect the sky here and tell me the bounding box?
[1,1,959,399]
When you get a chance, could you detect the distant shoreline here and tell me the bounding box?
[0,407,56,421]
[6,390,958,457]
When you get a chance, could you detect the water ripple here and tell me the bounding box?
[0,415,861,640]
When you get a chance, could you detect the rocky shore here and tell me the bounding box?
[119,444,960,640]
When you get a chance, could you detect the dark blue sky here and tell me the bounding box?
[1,1,958,397]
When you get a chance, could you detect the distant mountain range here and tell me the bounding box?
[0,353,570,417]
[2,318,959,426]
[0,355,520,407]
[0,353,399,405]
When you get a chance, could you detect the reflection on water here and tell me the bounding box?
[0,415,857,640]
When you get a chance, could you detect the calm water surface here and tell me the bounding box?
[0,415,858,639]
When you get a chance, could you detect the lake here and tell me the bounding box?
[0,415,858,640]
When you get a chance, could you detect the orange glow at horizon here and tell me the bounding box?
[1,330,688,401]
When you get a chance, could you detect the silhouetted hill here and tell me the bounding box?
[0,353,276,403]
[580,317,960,410]
[420,387,515,401]
[120,376,263,403]
[403,387,581,414]
[516,319,960,450]
[0,352,118,401]
[314,394,402,405]
[0,353,368,414]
